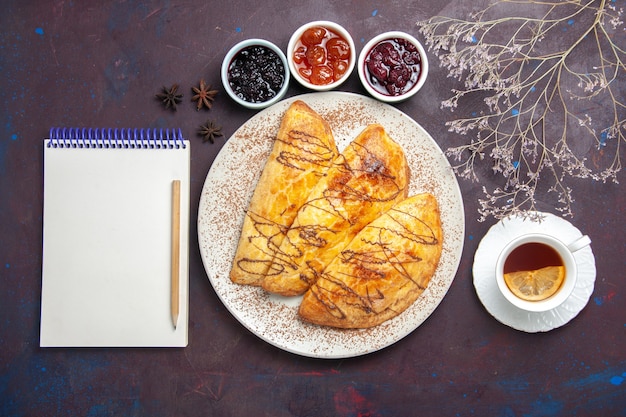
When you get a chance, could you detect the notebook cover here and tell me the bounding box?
[40,128,190,347]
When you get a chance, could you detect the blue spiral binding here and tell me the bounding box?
[47,128,186,149]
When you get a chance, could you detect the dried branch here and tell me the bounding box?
[417,0,625,221]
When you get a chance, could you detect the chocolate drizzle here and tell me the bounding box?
[276,129,337,172]
[235,211,288,276]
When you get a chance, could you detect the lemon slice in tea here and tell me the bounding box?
[503,266,566,301]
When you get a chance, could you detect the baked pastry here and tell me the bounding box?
[230,100,339,285]
[262,124,409,296]
[298,193,443,328]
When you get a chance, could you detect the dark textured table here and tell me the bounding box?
[1,1,624,416]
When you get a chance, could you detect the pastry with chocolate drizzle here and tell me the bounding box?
[298,193,443,329]
[230,100,339,286]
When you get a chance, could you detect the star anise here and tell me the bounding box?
[156,84,183,111]
[192,79,218,111]
[198,120,223,143]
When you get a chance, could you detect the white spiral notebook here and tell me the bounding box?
[40,128,190,347]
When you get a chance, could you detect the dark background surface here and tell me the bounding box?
[1,1,624,416]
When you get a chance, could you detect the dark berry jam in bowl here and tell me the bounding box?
[287,21,356,91]
[221,39,290,109]
[358,31,429,103]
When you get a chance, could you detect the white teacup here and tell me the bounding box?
[495,233,591,312]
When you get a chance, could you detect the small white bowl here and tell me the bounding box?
[287,21,356,91]
[358,31,428,103]
[221,38,290,110]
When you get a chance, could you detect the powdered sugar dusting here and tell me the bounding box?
[197,92,464,358]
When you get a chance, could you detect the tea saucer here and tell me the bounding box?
[473,212,596,332]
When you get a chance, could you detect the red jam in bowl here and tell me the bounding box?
[363,38,422,96]
[292,26,351,85]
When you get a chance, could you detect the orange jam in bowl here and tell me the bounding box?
[288,21,355,91]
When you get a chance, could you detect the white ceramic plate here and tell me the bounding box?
[473,212,596,332]
[197,92,465,358]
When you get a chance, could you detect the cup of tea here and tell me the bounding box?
[495,233,591,312]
